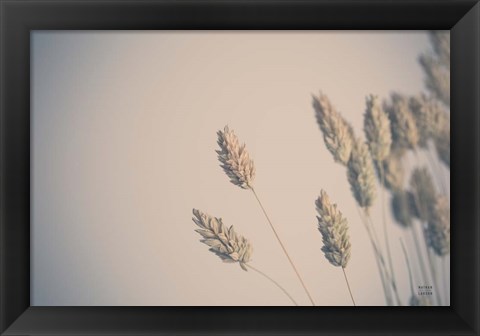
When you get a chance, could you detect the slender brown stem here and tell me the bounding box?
[408,172,443,306]
[421,222,443,306]
[400,238,416,296]
[355,206,392,306]
[409,224,442,305]
[379,163,400,305]
[245,263,298,306]
[251,187,316,306]
[342,267,356,306]
[409,227,429,286]
[365,214,402,306]
[364,213,402,306]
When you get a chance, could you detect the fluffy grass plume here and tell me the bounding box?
[419,31,450,107]
[429,30,450,65]
[426,196,450,256]
[217,126,255,189]
[315,190,352,268]
[375,150,405,192]
[384,93,419,150]
[409,94,447,148]
[347,138,377,211]
[192,209,253,271]
[410,167,437,222]
[364,95,392,161]
[312,92,354,165]
[391,190,416,228]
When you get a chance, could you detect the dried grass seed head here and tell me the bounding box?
[426,195,450,256]
[216,126,255,189]
[419,31,450,107]
[315,190,351,268]
[312,92,354,165]
[409,167,437,222]
[347,138,377,211]
[409,94,447,148]
[375,151,405,192]
[391,190,416,228]
[384,93,419,150]
[429,31,450,67]
[419,55,450,107]
[364,94,392,161]
[192,209,253,271]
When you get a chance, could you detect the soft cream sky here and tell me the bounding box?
[31,31,449,306]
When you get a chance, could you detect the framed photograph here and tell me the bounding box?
[1,0,478,334]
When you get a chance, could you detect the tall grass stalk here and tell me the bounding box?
[251,188,316,306]
[378,163,399,304]
[364,211,402,306]
[409,160,443,305]
[355,206,393,305]
[401,239,430,306]
[409,225,431,296]
[410,223,442,305]
[342,267,356,306]
[400,239,416,297]
[216,126,315,306]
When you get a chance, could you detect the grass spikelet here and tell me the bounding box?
[216,126,255,189]
[192,209,253,271]
[391,190,416,228]
[364,95,392,161]
[315,190,352,268]
[419,31,450,107]
[384,93,419,150]
[429,31,450,66]
[347,138,377,211]
[426,196,450,256]
[375,151,405,192]
[410,167,437,222]
[409,94,446,148]
[312,92,354,165]
[400,239,431,307]
[215,126,316,305]
[419,55,450,107]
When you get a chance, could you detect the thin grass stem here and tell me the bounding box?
[400,238,416,296]
[421,221,443,306]
[246,263,298,306]
[355,206,393,305]
[409,226,429,287]
[342,267,356,306]
[251,187,316,306]
[379,163,400,305]
[409,223,442,305]
[365,212,402,306]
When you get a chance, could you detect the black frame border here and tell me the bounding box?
[1,0,479,335]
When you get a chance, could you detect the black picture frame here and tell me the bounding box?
[1,0,478,335]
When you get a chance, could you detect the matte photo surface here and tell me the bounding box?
[31,31,450,306]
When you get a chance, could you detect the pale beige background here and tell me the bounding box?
[31,31,449,306]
